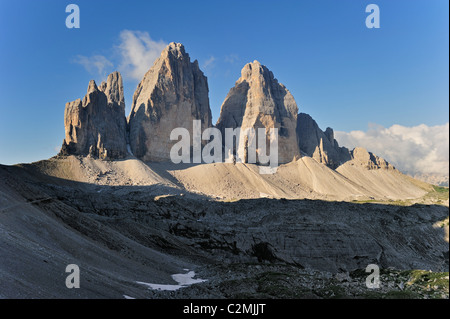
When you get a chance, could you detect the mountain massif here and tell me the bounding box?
[59,42,395,173]
[1,42,447,299]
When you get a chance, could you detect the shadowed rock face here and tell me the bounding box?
[297,113,351,168]
[1,160,447,299]
[216,61,300,164]
[60,71,127,159]
[128,42,212,162]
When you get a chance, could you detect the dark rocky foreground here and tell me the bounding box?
[0,164,448,298]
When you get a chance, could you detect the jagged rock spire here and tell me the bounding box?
[216,60,300,164]
[127,42,212,162]
[60,71,127,159]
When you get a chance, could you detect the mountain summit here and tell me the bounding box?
[127,42,212,162]
[60,71,127,159]
[216,60,300,163]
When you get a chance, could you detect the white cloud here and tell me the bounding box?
[73,55,113,78]
[72,30,167,82]
[335,122,449,177]
[224,54,239,64]
[202,56,216,72]
[117,30,167,81]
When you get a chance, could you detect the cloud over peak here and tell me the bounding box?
[72,55,113,78]
[201,56,216,72]
[335,122,449,178]
[72,30,167,82]
[117,30,168,81]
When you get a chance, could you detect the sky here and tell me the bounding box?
[0,0,448,176]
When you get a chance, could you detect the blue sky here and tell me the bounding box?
[0,0,448,166]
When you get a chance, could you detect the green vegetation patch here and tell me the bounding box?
[433,186,449,194]
[403,270,449,289]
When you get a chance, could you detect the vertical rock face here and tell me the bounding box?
[60,71,127,159]
[128,42,212,162]
[297,113,351,168]
[216,61,300,164]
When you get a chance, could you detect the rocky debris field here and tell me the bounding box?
[146,263,450,299]
[1,162,448,298]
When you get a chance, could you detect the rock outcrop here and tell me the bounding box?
[60,71,127,159]
[127,42,212,162]
[296,113,351,168]
[351,147,394,170]
[216,61,300,164]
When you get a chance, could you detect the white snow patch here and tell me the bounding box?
[136,270,206,291]
[123,295,136,299]
[136,282,181,291]
[172,271,206,285]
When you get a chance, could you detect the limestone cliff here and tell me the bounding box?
[127,42,212,162]
[60,71,127,159]
[297,113,351,168]
[216,61,300,164]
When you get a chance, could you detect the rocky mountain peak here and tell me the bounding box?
[99,71,125,108]
[351,147,394,170]
[59,71,127,159]
[164,42,186,57]
[127,42,212,162]
[240,60,273,80]
[216,61,300,163]
[87,80,98,94]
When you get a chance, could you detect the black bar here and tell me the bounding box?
[0,299,448,317]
